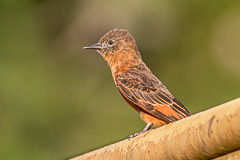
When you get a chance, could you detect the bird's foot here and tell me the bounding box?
[127,122,153,139]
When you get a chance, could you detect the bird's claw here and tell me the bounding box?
[127,122,153,140]
[127,132,141,139]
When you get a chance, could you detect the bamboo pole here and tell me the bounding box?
[71,98,240,160]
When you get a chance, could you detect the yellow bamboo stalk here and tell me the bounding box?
[71,98,240,160]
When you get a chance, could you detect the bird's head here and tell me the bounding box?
[83,28,141,71]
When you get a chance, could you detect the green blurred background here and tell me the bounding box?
[1,0,240,159]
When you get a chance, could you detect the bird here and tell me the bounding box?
[83,28,191,138]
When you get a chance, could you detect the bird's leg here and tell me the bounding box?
[127,122,153,139]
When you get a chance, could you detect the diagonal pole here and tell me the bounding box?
[71,98,240,160]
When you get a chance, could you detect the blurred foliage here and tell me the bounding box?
[0,0,240,159]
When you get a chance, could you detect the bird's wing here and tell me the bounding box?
[115,71,191,123]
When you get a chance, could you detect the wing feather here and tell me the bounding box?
[115,71,191,123]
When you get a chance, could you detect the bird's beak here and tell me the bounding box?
[83,43,103,50]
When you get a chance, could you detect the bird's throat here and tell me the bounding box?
[104,51,142,74]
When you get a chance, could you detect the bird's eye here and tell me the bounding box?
[108,40,114,45]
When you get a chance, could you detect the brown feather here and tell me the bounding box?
[115,68,191,126]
